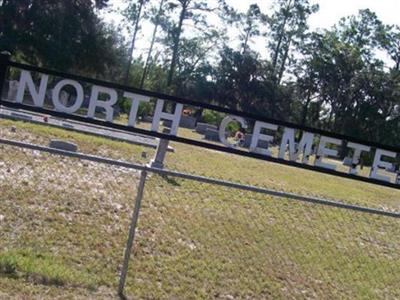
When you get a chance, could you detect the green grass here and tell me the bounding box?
[0,249,95,288]
[126,177,399,299]
[0,119,399,299]
[0,118,153,164]
[165,139,400,212]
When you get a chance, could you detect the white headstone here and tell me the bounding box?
[7,80,19,101]
[59,90,69,106]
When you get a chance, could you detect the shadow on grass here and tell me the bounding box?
[160,174,181,186]
[0,250,96,290]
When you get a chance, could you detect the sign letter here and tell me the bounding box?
[346,142,370,175]
[151,99,183,136]
[250,121,278,156]
[123,92,150,127]
[15,70,49,107]
[52,79,84,113]
[370,149,396,182]
[219,116,247,148]
[314,136,341,170]
[278,128,296,160]
[88,85,118,122]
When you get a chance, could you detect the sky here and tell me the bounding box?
[225,0,400,30]
[107,0,400,28]
[308,0,400,29]
[104,0,400,61]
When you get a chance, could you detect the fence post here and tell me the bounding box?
[0,51,11,103]
[149,128,170,169]
[118,170,148,297]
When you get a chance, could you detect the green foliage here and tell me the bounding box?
[201,109,224,126]
[2,0,399,147]
[295,9,400,146]
[201,109,240,133]
[213,47,295,120]
[268,0,319,84]
[0,0,126,79]
[228,4,267,54]
[138,101,154,118]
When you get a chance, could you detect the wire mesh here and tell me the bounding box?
[125,173,400,299]
[163,140,400,214]
[0,144,140,297]
[0,123,399,299]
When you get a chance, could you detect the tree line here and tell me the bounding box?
[1,0,399,146]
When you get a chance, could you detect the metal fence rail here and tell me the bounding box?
[1,138,398,219]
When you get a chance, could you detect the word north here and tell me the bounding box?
[14,70,400,185]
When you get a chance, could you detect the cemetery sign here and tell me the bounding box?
[0,54,399,189]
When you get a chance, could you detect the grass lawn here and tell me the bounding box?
[0,118,399,299]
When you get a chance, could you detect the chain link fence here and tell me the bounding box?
[127,172,400,299]
[0,122,399,299]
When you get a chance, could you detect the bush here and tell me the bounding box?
[201,109,224,126]
[138,101,153,118]
[201,109,241,135]
[119,98,154,118]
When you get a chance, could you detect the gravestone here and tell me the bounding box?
[386,165,397,173]
[49,140,78,152]
[204,128,221,142]
[342,157,353,167]
[7,80,18,101]
[113,105,121,118]
[163,119,173,128]
[243,134,269,149]
[10,112,33,121]
[180,115,196,129]
[83,95,90,108]
[62,123,74,129]
[142,115,153,123]
[59,90,69,107]
[196,123,217,135]
[163,115,197,129]
[46,89,52,99]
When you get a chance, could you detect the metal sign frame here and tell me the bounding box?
[1,53,399,190]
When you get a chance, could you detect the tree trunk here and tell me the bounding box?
[140,0,165,89]
[242,25,251,55]
[123,0,145,86]
[277,38,291,84]
[0,1,5,37]
[166,1,188,88]
[271,31,284,78]
[301,90,312,126]
[271,0,292,81]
